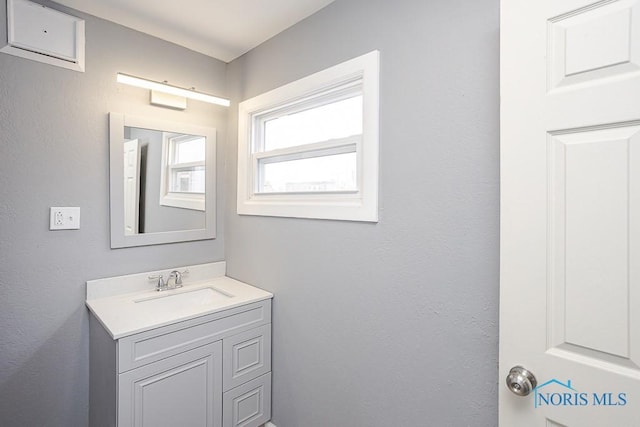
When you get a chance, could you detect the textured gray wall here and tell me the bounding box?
[225,0,500,426]
[0,1,227,426]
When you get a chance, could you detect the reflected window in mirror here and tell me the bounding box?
[110,113,217,248]
[160,133,206,212]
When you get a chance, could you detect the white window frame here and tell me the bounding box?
[159,132,206,211]
[237,50,379,222]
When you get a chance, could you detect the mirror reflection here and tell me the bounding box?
[109,113,216,248]
[123,126,206,235]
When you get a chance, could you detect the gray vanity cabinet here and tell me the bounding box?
[89,300,272,427]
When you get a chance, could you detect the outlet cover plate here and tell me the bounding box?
[50,207,80,230]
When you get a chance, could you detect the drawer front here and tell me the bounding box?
[119,300,271,372]
[223,373,271,427]
[223,324,271,391]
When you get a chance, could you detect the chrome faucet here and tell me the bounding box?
[149,269,188,292]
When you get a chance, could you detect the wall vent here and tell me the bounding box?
[1,0,85,72]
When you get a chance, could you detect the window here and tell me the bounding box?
[237,50,379,222]
[160,133,206,211]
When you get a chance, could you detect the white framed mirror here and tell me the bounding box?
[109,112,216,248]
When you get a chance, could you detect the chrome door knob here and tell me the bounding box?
[506,366,537,396]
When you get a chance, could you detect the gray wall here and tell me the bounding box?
[0,1,228,426]
[225,0,500,426]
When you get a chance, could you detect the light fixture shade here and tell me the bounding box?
[117,73,230,107]
[150,90,187,110]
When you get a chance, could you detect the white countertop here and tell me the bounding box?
[86,262,273,339]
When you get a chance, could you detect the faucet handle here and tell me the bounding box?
[148,274,166,291]
[169,269,189,287]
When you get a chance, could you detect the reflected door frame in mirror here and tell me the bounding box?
[109,112,217,248]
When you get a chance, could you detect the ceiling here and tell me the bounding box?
[51,0,336,63]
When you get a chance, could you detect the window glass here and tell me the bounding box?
[170,167,205,193]
[174,137,205,163]
[259,152,357,193]
[263,95,363,151]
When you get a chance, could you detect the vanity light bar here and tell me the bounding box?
[116,72,230,107]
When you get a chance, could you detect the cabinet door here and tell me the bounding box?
[118,342,222,427]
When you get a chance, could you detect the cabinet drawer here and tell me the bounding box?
[223,324,271,391]
[119,300,271,372]
[223,373,271,427]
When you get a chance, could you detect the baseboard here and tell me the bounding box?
[265,422,277,427]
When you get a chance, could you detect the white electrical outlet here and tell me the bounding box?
[50,207,81,230]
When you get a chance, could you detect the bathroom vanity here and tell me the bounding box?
[86,262,272,427]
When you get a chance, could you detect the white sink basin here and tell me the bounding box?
[134,287,233,311]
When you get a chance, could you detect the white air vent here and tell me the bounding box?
[1,0,85,72]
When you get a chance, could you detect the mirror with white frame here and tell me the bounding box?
[109,113,216,248]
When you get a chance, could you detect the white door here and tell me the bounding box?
[123,139,140,235]
[500,0,640,425]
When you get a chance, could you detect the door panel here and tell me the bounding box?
[549,126,639,360]
[548,0,640,90]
